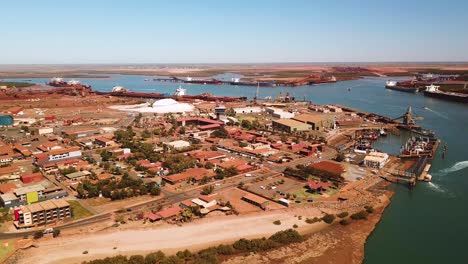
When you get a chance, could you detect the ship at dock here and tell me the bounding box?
[229,78,277,87]
[423,84,468,103]
[399,135,439,160]
[101,86,246,102]
[385,80,419,93]
[183,77,223,85]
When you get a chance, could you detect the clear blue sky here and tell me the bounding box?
[1,0,467,64]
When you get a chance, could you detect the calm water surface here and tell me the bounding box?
[8,75,468,263]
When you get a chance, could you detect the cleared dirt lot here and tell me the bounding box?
[217,187,285,214]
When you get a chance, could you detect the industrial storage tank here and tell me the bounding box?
[0,115,14,126]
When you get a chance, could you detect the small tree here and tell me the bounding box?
[53,229,61,238]
[322,214,336,224]
[201,185,214,195]
[335,153,346,162]
[33,231,43,239]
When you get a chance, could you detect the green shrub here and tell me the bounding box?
[33,231,43,239]
[305,217,321,224]
[321,214,336,224]
[337,212,349,218]
[339,219,350,226]
[269,229,303,244]
[216,244,235,255]
[293,224,298,228]
[350,210,369,220]
[273,220,281,225]
[365,206,374,214]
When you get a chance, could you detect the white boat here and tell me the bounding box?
[174,86,186,96]
[67,79,80,85]
[379,128,387,136]
[112,85,127,92]
[424,174,432,182]
[385,80,397,87]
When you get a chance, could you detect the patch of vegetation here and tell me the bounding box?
[68,200,93,220]
[0,207,13,224]
[0,81,35,88]
[77,173,160,200]
[364,206,374,214]
[305,217,322,224]
[33,231,43,239]
[273,220,281,225]
[284,164,344,184]
[339,219,350,226]
[0,241,15,262]
[321,214,336,224]
[201,185,214,195]
[350,210,369,220]
[210,127,229,138]
[337,212,349,218]
[83,229,303,264]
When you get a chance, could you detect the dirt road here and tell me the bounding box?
[16,208,324,264]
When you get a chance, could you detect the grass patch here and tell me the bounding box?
[0,82,34,88]
[68,201,93,220]
[0,241,15,262]
[236,115,257,122]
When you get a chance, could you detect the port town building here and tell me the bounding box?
[292,114,335,131]
[363,152,389,168]
[272,119,312,133]
[14,199,71,228]
[35,146,82,165]
[163,140,191,150]
[266,107,295,119]
[242,193,269,210]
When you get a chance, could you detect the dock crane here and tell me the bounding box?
[392,106,424,127]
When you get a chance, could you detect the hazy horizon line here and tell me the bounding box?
[1,61,468,67]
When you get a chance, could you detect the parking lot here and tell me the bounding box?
[245,174,306,202]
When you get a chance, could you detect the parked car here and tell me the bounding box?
[43,228,54,234]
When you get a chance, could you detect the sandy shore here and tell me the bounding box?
[14,208,324,264]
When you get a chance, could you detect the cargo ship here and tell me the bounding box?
[100,87,246,102]
[183,77,223,85]
[229,78,277,87]
[385,80,419,93]
[423,84,468,103]
[46,77,91,89]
